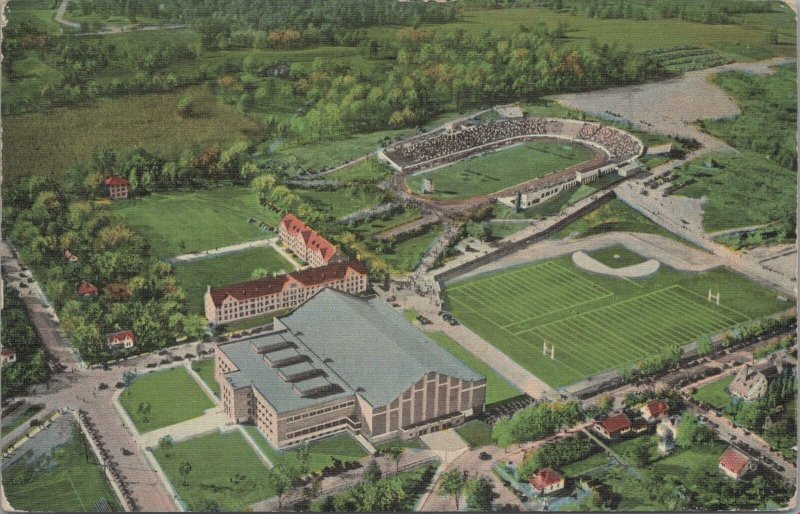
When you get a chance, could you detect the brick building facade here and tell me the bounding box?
[278,214,338,267]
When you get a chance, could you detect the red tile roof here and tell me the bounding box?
[208,261,367,307]
[106,330,135,345]
[599,413,631,435]
[1,349,15,357]
[280,214,337,262]
[643,400,669,418]
[104,176,129,186]
[719,447,750,476]
[77,282,99,296]
[530,468,563,491]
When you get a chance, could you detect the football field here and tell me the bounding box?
[444,256,785,388]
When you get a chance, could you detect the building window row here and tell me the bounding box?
[285,400,355,422]
[286,417,348,439]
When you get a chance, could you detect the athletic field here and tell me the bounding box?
[405,141,594,200]
[444,256,787,387]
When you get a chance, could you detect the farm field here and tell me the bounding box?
[110,186,279,258]
[425,331,520,406]
[119,367,214,433]
[174,246,294,314]
[152,430,274,511]
[243,427,367,473]
[2,423,122,512]
[405,141,594,200]
[444,255,787,388]
[3,87,264,182]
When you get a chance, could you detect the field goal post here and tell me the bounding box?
[542,340,555,360]
[707,289,720,305]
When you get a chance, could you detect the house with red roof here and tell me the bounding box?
[640,400,669,422]
[530,468,565,495]
[1,348,17,365]
[718,447,752,480]
[278,214,339,267]
[77,281,99,297]
[595,413,631,440]
[106,330,135,351]
[104,176,130,200]
[204,261,368,325]
[64,250,79,263]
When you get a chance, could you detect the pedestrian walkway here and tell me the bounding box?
[139,408,231,447]
[167,237,276,264]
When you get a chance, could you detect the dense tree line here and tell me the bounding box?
[475,0,775,24]
[286,25,664,141]
[492,401,585,447]
[1,285,49,398]
[4,177,207,364]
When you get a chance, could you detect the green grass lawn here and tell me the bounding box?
[294,187,387,219]
[3,424,121,512]
[191,358,219,397]
[692,376,734,411]
[174,246,293,314]
[243,426,367,473]
[274,129,416,173]
[554,198,684,242]
[111,186,279,258]
[375,437,428,452]
[444,255,786,388]
[425,331,520,405]
[153,430,274,512]
[380,225,443,273]
[119,367,214,433]
[560,452,610,478]
[488,221,531,240]
[3,87,264,182]
[326,158,394,183]
[455,420,494,448]
[649,440,728,478]
[405,141,594,200]
[587,245,647,269]
[350,207,424,239]
[1,403,45,437]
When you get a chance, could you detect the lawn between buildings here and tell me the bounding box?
[2,423,122,513]
[174,245,294,314]
[152,429,274,512]
[191,358,220,397]
[405,141,594,200]
[119,367,214,433]
[243,426,368,473]
[444,254,786,388]
[692,375,735,411]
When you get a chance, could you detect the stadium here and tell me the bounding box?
[379,115,644,207]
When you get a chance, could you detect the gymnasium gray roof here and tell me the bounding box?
[217,289,484,413]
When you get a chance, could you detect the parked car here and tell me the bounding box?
[478,452,492,461]
[146,362,158,369]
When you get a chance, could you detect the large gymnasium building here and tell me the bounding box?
[215,289,486,448]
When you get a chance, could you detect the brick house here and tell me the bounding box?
[106,330,135,351]
[204,261,368,325]
[77,281,99,297]
[104,176,130,200]
[729,354,792,402]
[215,289,486,449]
[530,468,565,495]
[640,400,669,422]
[595,413,631,440]
[278,214,338,267]
[719,447,752,480]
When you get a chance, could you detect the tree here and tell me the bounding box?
[159,436,174,457]
[384,445,405,473]
[631,444,650,467]
[177,95,194,118]
[267,465,292,510]
[676,413,699,448]
[179,461,192,485]
[597,394,613,415]
[137,401,152,423]
[466,476,494,511]
[364,459,383,484]
[296,441,311,475]
[440,470,468,511]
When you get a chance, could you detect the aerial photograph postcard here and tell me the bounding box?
[0,0,797,512]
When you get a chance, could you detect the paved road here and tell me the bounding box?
[55,0,185,34]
